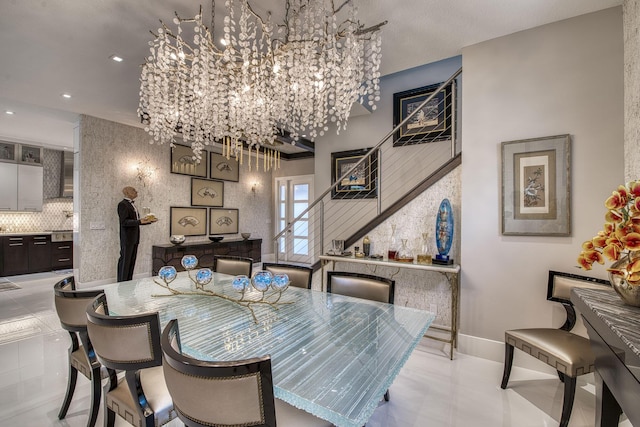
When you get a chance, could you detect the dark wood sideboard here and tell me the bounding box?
[152,238,262,275]
[571,287,640,426]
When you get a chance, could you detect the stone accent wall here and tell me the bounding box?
[625,0,640,181]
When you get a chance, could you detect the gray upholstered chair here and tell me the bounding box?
[213,255,253,276]
[327,271,395,304]
[161,319,332,427]
[501,270,610,427]
[54,276,112,427]
[262,262,313,289]
[86,294,176,427]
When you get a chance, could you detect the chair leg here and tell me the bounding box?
[384,389,390,402]
[557,370,565,383]
[559,375,577,427]
[58,362,78,419]
[86,367,102,427]
[500,343,514,389]
[105,407,116,427]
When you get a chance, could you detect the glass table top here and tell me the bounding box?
[101,272,435,427]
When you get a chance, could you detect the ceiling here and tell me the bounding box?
[0,0,621,151]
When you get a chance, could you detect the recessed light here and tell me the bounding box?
[5,111,14,115]
[62,93,72,99]
[110,54,124,62]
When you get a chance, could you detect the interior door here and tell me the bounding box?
[275,175,314,264]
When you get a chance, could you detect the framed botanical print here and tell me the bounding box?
[170,207,207,236]
[393,81,453,146]
[170,144,207,177]
[210,152,239,182]
[209,208,239,235]
[191,178,224,207]
[331,148,378,199]
[501,134,571,236]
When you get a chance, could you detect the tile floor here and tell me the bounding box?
[0,272,631,426]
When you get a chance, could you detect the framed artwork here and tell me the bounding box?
[191,178,224,207]
[209,152,240,182]
[331,148,378,199]
[393,81,453,146]
[0,141,17,163]
[170,144,207,177]
[19,144,43,164]
[209,208,239,235]
[501,134,571,236]
[170,207,207,236]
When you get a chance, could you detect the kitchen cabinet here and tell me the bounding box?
[0,163,18,211]
[18,164,43,211]
[2,236,29,275]
[51,241,73,270]
[0,163,43,212]
[0,234,53,276]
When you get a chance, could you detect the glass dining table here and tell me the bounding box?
[99,271,435,427]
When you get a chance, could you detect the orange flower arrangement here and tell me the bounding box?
[577,180,640,285]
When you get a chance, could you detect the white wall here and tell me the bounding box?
[460,7,623,360]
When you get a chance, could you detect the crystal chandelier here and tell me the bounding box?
[138,0,385,161]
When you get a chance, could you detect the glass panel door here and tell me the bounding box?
[275,175,314,264]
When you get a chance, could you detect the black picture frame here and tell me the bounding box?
[209,208,239,235]
[209,152,239,182]
[393,81,453,146]
[169,206,207,236]
[170,144,207,177]
[191,178,224,207]
[331,148,378,200]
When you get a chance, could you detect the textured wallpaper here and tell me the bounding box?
[77,115,273,284]
[625,0,640,181]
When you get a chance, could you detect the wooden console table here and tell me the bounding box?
[319,255,460,359]
[152,238,261,275]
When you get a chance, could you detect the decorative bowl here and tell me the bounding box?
[209,235,224,242]
[241,232,251,240]
[169,235,185,245]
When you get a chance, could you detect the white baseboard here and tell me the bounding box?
[457,333,557,375]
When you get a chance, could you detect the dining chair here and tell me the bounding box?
[54,276,113,427]
[326,270,394,402]
[161,319,332,427]
[327,271,395,304]
[500,270,610,427]
[85,294,176,427]
[213,255,253,276]
[262,262,313,289]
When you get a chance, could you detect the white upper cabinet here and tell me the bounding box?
[17,164,43,211]
[0,163,18,211]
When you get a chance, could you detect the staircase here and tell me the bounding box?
[274,67,462,269]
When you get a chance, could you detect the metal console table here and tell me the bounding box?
[319,255,460,359]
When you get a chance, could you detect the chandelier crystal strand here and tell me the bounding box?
[138,0,385,162]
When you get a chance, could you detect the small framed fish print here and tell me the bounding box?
[191,178,224,207]
[209,152,239,182]
[170,207,207,236]
[209,208,239,235]
[170,144,207,177]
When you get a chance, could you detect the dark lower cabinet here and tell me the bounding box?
[152,238,262,275]
[51,242,73,270]
[0,234,58,276]
[28,235,51,273]
[2,236,29,276]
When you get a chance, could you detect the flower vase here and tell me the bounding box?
[608,252,640,307]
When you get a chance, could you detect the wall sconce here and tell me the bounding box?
[136,157,158,188]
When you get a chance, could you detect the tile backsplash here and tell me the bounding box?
[0,148,73,233]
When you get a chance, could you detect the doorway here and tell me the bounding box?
[274,175,314,264]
